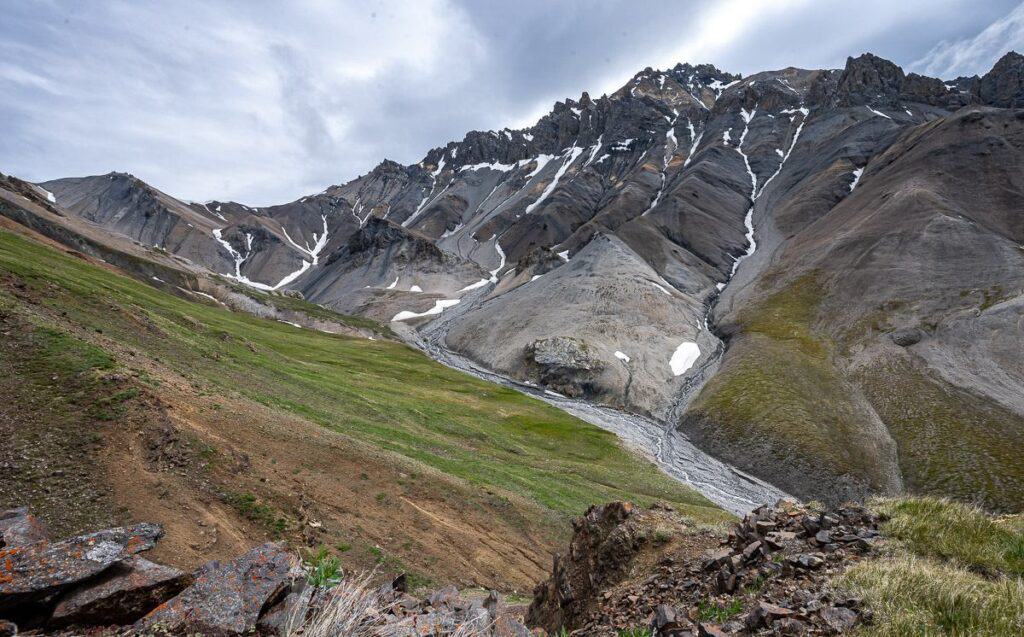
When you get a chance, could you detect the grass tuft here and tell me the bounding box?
[873,496,1024,577]
[842,556,1024,636]
[840,496,1024,636]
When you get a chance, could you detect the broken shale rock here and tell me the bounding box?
[135,542,299,636]
[0,522,162,618]
[527,501,880,636]
[49,556,190,628]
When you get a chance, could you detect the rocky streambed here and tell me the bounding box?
[397,306,788,516]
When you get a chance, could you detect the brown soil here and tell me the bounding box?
[0,223,561,593]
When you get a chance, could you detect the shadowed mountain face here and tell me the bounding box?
[23,51,1024,510]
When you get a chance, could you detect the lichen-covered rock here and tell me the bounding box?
[0,508,48,548]
[134,542,299,636]
[50,556,190,628]
[0,522,162,617]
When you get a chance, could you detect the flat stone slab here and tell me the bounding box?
[50,556,190,627]
[0,523,162,614]
[135,542,298,635]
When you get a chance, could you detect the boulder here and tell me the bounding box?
[528,336,603,372]
[257,581,314,637]
[135,542,299,636]
[889,328,924,347]
[0,523,162,617]
[49,556,189,628]
[0,508,48,548]
[821,605,859,632]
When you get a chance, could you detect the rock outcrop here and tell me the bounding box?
[528,501,881,636]
[0,521,162,620]
[0,508,534,636]
[135,542,299,635]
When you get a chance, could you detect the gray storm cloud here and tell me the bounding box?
[1,0,1021,205]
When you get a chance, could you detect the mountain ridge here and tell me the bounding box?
[15,49,1024,512]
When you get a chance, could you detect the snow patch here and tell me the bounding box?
[524,145,583,214]
[409,285,423,292]
[392,299,460,322]
[460,161,516,172]
[557,250,570,262]
[610,139,634,151]
[583,135,604,167]
[849,167,864,191]
[670,341,701,376]
[866,106,892,120]
[649,281,671,296]
[386,277,398,290]
[614,351,631,363]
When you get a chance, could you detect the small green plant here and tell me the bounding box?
[697,598,743,622]
[651,526,674,545]
[305,546,342,588]
[89,387,140,421]
[226,492,287,535]
[744,573,768,594]
[335,542,352,553]
[617,629,653,637]
[368,545,384,562]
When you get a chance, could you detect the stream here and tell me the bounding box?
[398,302,789,517]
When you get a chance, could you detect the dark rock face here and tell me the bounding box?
[135,542,299,636]
[0,507,48,548]
[835,53,906,107]
[49,556,190,627]
[890,327,925,347]
[527,501,650,632]
[979,51,1024,107]
[0,523,162,617]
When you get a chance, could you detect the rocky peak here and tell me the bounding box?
[835,52,905,107]
[371,158,405,175]
[979,50,1024,107]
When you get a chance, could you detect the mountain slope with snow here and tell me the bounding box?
[20,50,1024,510]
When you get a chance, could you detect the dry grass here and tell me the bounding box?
[872,497,1024,576]
[842,556,1024,636]
[285,572,494,637]
[839,497,1024,636]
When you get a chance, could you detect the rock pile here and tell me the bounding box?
[528,500,882,636]
[0,506,299,635]
[0,507,533,636]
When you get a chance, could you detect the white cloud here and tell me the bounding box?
[910,1,1024,78]
[0,0,486,205]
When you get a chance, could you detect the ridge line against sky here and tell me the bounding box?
[1,0,1022,206]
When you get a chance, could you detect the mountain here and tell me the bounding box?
[0,176,726,595]
[14,51,1024,513]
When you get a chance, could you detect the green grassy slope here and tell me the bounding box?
[0,228,726,523]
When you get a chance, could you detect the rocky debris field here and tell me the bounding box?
[528,500,882,636]
[0,506,534,636]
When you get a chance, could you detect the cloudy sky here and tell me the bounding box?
[2,0,1022,205]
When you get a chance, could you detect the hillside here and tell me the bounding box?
[28,50,1024,511]
[0,218,727,593]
